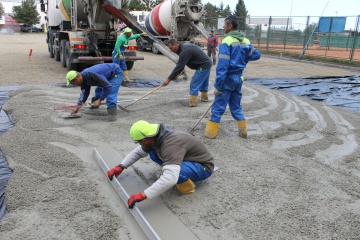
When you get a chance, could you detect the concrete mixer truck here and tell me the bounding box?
[103,0,208,63]
[42,0,143,71]
[135,0,208,54]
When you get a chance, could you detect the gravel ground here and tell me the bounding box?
[0,33,359,239]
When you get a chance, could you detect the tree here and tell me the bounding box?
[203,3,218,30]
[125,0,167,11]
[233,0,248,31]
[128,0,146,11]
[0,2,4,19]
[11,0,39,29]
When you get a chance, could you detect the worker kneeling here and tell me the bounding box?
[66,63,124,121]
[107,120,214,209]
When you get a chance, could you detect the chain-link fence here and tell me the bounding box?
[202,15,360,62]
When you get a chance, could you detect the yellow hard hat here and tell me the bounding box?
[66,70,77,86]
[130,120,159,141]
[124,27,132,33]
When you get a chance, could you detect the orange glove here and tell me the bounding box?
[107,165,124,180]
[128,192,147,209]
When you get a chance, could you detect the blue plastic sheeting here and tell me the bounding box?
[0,86,18,221]
[318,17,346,33]
[247,75,360,113]
[0,151,12,220]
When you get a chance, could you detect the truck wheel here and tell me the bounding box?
[152,45,159,54]
[49,41,54,58]
[60,39,67,67]
[137,38,144,51]
[65,41,78,71]
[54,40,60,61]
[126,61,134,70]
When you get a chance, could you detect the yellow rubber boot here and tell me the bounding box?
[189,94,198,107]
[176,179,196,194]
[123,70,131,82]
[237,120,247,139]
[200,91,208,102]
[204,120,220,139]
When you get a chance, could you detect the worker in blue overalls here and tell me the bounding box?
[205,15,261,139]
[66,63,123,121]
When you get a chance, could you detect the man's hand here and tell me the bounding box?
[214,88,222,96]
[91,99,101,109]
[107,165,124,180]
[119,54,123,60]
[128,192,147,209]
[162,78,171,87]
[140,32,147,36]
[71,107,81,115]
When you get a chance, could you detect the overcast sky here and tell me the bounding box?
[206,0,360,17]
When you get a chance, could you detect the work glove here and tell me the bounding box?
[107,165,124,180]
[140,32,147,36]
[214,88,222,96]
[119,54,123,60]
[128,192,147,209]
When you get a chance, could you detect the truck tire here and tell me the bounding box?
[65,41,78,71]
[152,45,160,54]
[137,38,144,51]
[54,40,60,61]
[60,39,67,68]
[126,61,134,70]
[49,41,54,58]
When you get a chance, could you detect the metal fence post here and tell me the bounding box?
[266,16,272,51]
[350,15,360,61]
[284,17,290,51]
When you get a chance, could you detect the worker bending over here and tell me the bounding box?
[205,15,261,139]
[107,120,214,209]
[66,63,123,121]
[162,39,212,107]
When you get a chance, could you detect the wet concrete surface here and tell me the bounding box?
[1,75,359,220]
[247,75,360,113]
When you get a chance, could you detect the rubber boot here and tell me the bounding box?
[107,106,117,122]
[123,70,131,83]
[200,91,208,102]
[237,120,247,139]
[176,178,195,194]
[204,120,220,139]
[189,94,198,107]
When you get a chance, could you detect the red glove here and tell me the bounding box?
[128,192,147,209]
[107,165,124,180]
